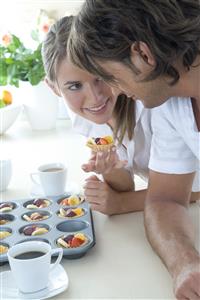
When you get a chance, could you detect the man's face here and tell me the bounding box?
[99,60,171,108]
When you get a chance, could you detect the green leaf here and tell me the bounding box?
[11,35,23,48]
[0,60,7,86]
[31,30,40,42]
[10,77,19,87]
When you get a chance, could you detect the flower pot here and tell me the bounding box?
[15,81,59,130]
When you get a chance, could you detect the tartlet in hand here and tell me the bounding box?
[86,136,114,152]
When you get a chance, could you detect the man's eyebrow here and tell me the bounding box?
[64,81,80,85]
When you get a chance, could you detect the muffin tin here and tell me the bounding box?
[0,195,95,262]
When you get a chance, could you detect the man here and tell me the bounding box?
[68,1,200,299]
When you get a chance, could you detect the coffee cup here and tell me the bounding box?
[7,241,63,293]
[30,162,67,196]
[0,159,12,191]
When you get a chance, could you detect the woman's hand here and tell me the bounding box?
[83,175,122,215]
[82,146,127,175]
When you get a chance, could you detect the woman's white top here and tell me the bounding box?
[66,97,199,192]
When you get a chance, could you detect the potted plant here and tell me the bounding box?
[0,10,59,130]
[0,34,45,87]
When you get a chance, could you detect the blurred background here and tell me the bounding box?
[0,0,84,121]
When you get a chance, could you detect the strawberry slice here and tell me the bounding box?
[71,237,84,248]
[99,138,108,145]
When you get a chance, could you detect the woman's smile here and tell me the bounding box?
[83,98,109,114]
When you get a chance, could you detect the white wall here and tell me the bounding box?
[0,0,84,119]
[0,0,84,36]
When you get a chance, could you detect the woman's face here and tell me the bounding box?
[55,58,117,124]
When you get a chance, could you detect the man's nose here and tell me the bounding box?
[86,84,102,102]
[111,86,122,97]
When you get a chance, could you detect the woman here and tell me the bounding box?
[42,16,199,215]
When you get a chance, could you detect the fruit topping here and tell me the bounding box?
[86,136,114,151]
[0,231,11,239]
[26,199,50,209]
[23,212,49,222]
[92,136,113,145]
[59,195,84,206]
[23,225,48,236]
[0,217,9,225]
[0,202,14,212]
[0,244,8,254]
[58,207,84,218]
[57,233,87,249]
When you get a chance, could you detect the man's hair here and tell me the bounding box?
[68,0,200,85]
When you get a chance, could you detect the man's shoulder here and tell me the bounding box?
[153,96,191,120]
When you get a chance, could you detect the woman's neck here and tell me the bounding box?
[107,118,115,130]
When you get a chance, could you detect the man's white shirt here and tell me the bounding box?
[150,97,200,191]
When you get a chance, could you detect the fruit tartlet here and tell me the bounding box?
[59,195,84,206]
[57,233,88,248]
[0,244,9,255]
[23,212,49,222]
[26,198,50,209]
[0,215,12,225]
[86,136,114,152]
[0,231,11,240]
[22,225,48,236]
[0,202,14,213]
[58,207,84,218]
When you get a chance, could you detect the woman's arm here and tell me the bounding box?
[82,147,132,192]
[83,175,146,215]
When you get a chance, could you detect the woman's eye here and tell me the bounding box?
[68,83,82,90]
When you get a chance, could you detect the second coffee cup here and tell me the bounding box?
[30,163,67,197]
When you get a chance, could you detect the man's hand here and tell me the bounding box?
[174,261,200,300]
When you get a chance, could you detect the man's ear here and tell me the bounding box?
[130,42,156,73]
[45,78,61,97]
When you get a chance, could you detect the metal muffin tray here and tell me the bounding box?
[0,195,95,263]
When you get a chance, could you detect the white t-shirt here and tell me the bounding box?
[149,97,200,191]
[66,98,199,192]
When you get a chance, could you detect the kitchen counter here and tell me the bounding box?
[1,119,199,299]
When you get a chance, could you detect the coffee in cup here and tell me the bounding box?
[30,162,67,196]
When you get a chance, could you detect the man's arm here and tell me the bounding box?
[144,171,200,299]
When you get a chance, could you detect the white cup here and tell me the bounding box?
[30,162,67,196]
[0,159,12,192]
[7,241,63,294]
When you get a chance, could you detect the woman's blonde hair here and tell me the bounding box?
[42,16,135,144]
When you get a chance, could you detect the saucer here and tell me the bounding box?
[30,181,80,198]
[0,264,69,299]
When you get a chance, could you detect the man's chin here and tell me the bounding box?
[141,98,167,109]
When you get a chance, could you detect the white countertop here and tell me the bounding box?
[1,119,199,299]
